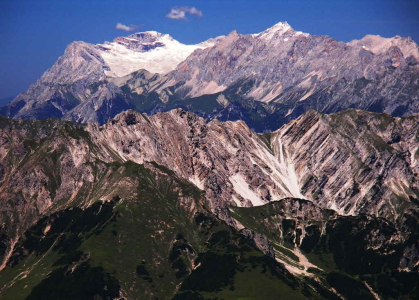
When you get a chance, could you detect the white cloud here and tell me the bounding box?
[166,8,186,20]
[189,7,203,17]
[166,6,203,21]
[115,23,138,32]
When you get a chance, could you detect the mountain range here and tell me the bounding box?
[0,21,418,300]
[1,22,418,131]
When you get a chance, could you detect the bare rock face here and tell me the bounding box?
[167,26,419,101]
[239,228,275,258]
[85,109,419,230]
[348,35,419,58]
[273,109,419,226]
[87,109,307,224]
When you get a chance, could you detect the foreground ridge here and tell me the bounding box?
[0,109,417,299]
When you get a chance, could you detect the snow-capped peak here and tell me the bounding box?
[267,21,292,32]
[128,31,174,42]
[257,21,308,40]
[137,30,163,36]
[257,21,292,39]
[97,31,217,77]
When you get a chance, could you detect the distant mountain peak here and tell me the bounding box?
[266,21,291,32]
[96,30,217,77]
[126,31,174,43]
[257,21,308,40]
[228,29,240,36]
[348,34,419,59]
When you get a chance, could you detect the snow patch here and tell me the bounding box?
[258,22,293,40]
[98,33,217,77]
[268,136,305,198]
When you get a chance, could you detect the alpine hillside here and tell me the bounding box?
[0,109,418,299]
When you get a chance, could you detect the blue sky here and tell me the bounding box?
[1,0,418,100]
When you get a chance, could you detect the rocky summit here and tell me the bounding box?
[0,109,418,299]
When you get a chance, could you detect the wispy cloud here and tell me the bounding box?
[166,6,203,21]
[115,23,139,32]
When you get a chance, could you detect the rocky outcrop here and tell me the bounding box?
[239,228,275,258]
